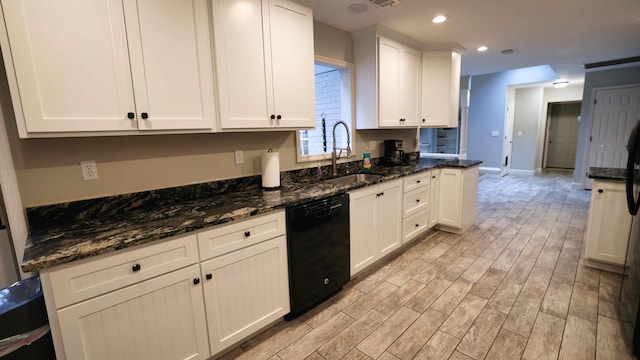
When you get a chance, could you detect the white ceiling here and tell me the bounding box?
[308,0,640,83]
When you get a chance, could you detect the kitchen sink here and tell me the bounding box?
[324,173,382,185]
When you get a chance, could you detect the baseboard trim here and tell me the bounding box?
[510,169,535,175]
[479,167,501,173]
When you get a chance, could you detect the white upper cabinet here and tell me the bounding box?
[0,0,216,137]
[420,50,461,128]
[213,0,315,130]
[353,30,421,129]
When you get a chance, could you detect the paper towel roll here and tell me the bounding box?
[261,150,280,189]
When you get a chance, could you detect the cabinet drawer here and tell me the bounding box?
[403,187,429,217]
[402,208,429,243]
[45,234,199,308]
[403,172,430,192]
[198,210,286,260]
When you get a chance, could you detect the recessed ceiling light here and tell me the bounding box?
[347,3,370,13]
[477,46,488,52]
[553,81,569,88]
[432,15,447,23]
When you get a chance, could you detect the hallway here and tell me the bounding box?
[220,171,633,359]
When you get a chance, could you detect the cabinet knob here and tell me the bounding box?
[205,273,213,280]
[416,199,420,203]
[323,278,330,285]
[380,192,384,196]
[141,112,149,119]
[270,114,276,120]
[244,231,251,237]
[132,264,141,272]
[432,176,436,179]
[127,112,135,119]
[193,278,200,285]
[376,193,382,197]
[417,180,421,184]
[422,119,426,123]
[597,189,604,193]
[415,223,420,228]
[276,115,282,120]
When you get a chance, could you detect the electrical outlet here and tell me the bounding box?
[80,161,98,180]
[234,150,244,164]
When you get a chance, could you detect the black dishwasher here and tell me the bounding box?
[285,193,350,319]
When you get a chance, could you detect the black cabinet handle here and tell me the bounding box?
[380,192,384,196]
[417,180,421,184]
[132,264,141,272]
[270,114,276,120]
[127,112,135,119]
[422,119,426,123]
[205,273,213,280]
[277,115,282,120]
[141,112,149,119]
[376,193,382,197]
[432,175,436,179]
[597,189,604,193]
[415,223,420,227]
[416,199,420,203]
[244,231,251,237]
[193,278,200,285]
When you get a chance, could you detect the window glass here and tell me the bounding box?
[297,59,353,162]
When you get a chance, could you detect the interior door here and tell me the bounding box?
[586,86,640,189]
[546,102,581,169]
[501,87,515,176]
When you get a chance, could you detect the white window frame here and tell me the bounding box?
[296,55,355,163]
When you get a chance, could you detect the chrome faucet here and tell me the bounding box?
[332,121,351,176]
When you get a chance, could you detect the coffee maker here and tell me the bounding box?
[384,139,404,165]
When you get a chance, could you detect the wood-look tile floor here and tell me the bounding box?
[219,170,634,360]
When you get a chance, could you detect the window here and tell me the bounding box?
[297,57,354,162]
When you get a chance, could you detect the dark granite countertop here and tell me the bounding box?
[588,167,626,181]
[22,157,482,272]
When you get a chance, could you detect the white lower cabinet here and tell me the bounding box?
[56,264,209,360]
[429,169,440,228]
[584,180,632,268]
[437,166,479,233]
[401,172,430,244]
[200,236,290,355]
[349,179,402,276]
[41,211,290,360]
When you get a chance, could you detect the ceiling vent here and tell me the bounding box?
[501,49,518,55]
[369,0,400,8]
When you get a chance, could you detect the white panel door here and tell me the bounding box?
[1,0,136,133]
[378,37,401,127]
[213,0,271,128]
[377,181,402,256]
[126,0,215,130]
[438,168,462,228]
[398,47,420,127]
[349,188,378,276]
[587,86,640,188]
[57,265,209,360]
[269,0,315,128]
[201,237,290,356]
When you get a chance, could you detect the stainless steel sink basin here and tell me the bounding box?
[324,173,382,185]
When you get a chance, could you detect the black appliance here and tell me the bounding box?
[384,139,404,165]
[622,117,640,356]
[285,194,350,319]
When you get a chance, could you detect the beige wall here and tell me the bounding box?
[3,22,416,207]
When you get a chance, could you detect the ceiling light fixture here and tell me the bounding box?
[347,3,370,13]
[553,81,569,88]
[432,15,447,23]
[477,46,488,52]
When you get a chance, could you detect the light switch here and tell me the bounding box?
[491,131,499,137]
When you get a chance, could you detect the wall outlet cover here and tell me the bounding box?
[80,161,98,180]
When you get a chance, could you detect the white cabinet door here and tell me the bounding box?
[420,51,461,128]
[378,38,401,127]
[269,0,315,128]
[378,37,419,128]
[349,179,402,276]
[438,168,462,228]
[377,181,402,255]
[585,181,632,265]
[214,0,314,129]
[201,237,290,356]
[349,187,379,276]
[429,170,440,228]
[399,47,420,127]
[0,0,136,134]
[57,264,209,360]
[125,0,216,130]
